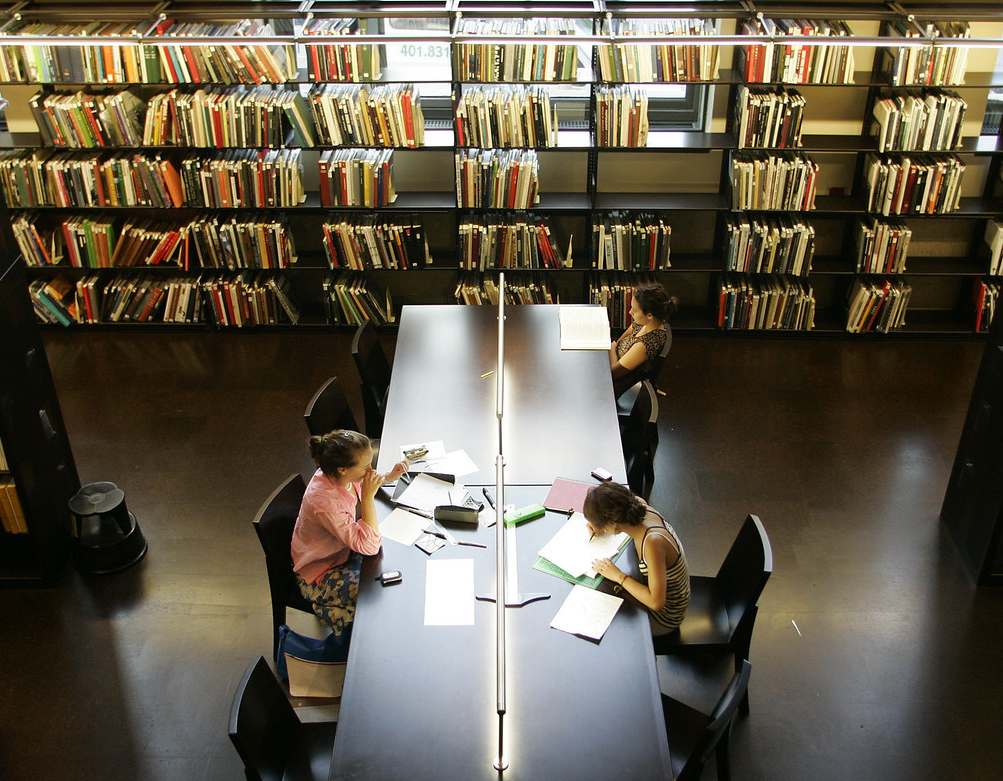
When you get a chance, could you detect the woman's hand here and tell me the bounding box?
[360,466,385,500]
[385,459,409,483]
[592,557,624,584]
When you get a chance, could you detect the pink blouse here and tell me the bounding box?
[291,469,382,585]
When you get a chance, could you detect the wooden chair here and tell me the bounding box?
[252,474,314,660]
[661,659,752,781]
[351,321,392,438]
[654,514,772,714]
[620,380,659,500]
[228,656,336,781]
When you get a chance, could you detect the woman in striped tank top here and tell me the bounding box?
[586,482,689,634]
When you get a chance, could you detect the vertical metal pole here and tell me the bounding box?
[493,273,508,772]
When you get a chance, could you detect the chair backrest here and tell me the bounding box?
[648,323,672,383]
[228,656,300,781]
[351,321,392,434]
[304,376,359,437]
[716,514,773,631]
[686,660,752,776]
[622,380,659,498]
[252,474,311,657]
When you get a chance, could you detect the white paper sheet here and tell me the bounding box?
[395,473,456,513]
[550,585,624,641]
[379,507,430,547]
[538,512,628,578]
[424,559,475,626]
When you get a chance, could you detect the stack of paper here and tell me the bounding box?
[536,512,629,585]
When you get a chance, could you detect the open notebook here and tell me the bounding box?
[558,306,610,350]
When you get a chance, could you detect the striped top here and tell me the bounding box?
[636,510,690,632]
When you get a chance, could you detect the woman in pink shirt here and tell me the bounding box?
[291,430,408,637]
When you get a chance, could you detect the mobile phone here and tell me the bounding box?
[591,467,614,481]
[378,570,403,586]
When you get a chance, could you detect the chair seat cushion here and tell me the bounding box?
[284,721,337,781]
[656,576,732,651]
[661,694,711,781]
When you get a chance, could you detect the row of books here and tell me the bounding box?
[882,21,970,87]
[985,219,1003,278]
[453,19,579,83]
[0,480,27,535]
[459,216,567,270]
[737,19,855,85]
[0,149,183,208]
[596,86,649,148]
[872,90,967,152]
[589,273,659,330]
[0,19,295,85]
[302,18,382,82]
[730,151,819,211]
[593,213,672,271]
[148,86,299,148]
[324,272,394,325]
[596,18,721,83]
[180,149,304,209]
[717,273,816,331]
[734,86,805,149]
[455,149,540,209]
[973,279,1000,333]
[845,277,912,333]
[863,153,965,216]
[724,214,815,276]
[14,212,298,271]
[855,218,912,274]
[454,272,559,305]
[455,86,557,149]
[31,90,146,148]
[29,276,78,325]
[318,148,396,208]
[307,83,425,148]
[322,216,431,271]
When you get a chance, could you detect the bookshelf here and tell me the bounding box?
[0,1,1001,335]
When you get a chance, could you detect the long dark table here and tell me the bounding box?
[331,304,670,781]
[375,305,627,485]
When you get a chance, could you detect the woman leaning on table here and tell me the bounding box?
[291,430,408,637]
[587,481,689,635]
[609,281,678,399]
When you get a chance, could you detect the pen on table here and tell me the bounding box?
[400,472,411,485]
[424,528,487,549]
[403,506,432,519]
[481,370,494,378]
[482,488,495,509]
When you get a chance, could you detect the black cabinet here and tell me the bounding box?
[0,203,80,582]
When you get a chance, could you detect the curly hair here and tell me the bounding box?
[309,430,371,477]
[583,481,647,533]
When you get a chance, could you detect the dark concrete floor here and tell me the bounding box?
[1,328,1001,781]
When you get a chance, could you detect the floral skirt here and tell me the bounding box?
[295,551,363,638]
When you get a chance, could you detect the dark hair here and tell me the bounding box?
[309,430,371,477]
[633,283,679,322]
[583,482,647,533]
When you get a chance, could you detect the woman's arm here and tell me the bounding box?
[610,341,649,379]
[357,467,385,533]
[609,327,632,369]
[592,534,673,612]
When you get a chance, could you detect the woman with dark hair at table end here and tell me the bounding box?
[609,281,677,399]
